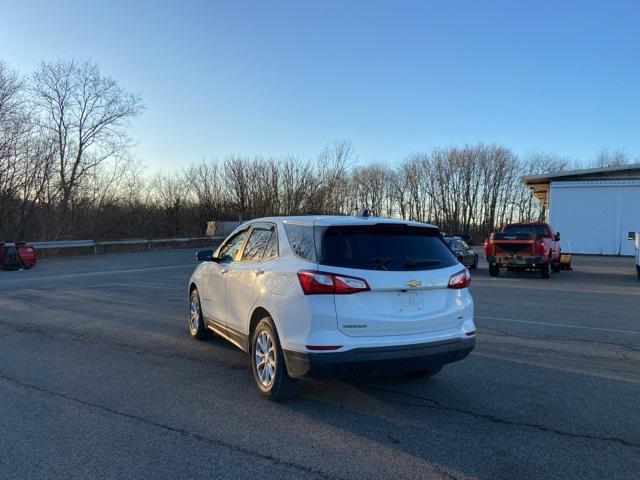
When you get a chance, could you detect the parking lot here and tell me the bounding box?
[0,248,638,479]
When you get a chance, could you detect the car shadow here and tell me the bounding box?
[273,371,490,478]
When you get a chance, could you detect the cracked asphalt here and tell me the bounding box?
[0,248,638,479]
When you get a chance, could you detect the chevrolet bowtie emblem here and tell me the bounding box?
[405,279,422,288]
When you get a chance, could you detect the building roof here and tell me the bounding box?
[522,163,640,206]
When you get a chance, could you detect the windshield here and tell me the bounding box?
[317,224,458,271]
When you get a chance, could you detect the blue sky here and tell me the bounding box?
[1,0,639,170]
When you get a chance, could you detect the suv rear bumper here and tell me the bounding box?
[283,336,475,378]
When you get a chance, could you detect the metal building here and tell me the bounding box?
[523,164,640,255]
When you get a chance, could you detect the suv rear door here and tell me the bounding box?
[317,224,467,337]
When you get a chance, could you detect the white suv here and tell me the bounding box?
[188,215,476,400]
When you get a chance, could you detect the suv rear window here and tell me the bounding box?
[318,224,458,271]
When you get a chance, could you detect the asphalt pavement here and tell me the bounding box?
[0,248,638,479]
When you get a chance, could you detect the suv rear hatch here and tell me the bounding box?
[315,223,466,337]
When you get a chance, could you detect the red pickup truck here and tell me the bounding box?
[484,222,561,279]
[0,242,37,270]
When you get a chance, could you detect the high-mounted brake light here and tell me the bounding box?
[448,269,471,289]
[297,270,370,295]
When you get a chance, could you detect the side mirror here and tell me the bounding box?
[555,233,561,241]
[196,249,216,262]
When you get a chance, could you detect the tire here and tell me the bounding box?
[489,264,500,277]
[636,266,640,282]
[408,366,443,378]
[188,288,210,340]
[551,251,561,273]
[470,255,478,270]
[541,260,551,279]
[251,317,298,401]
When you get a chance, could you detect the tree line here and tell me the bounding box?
[0,59,635,243]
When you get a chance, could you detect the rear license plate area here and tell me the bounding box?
[396,291,423,312]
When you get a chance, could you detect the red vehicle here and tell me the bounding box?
[484,222,561,279]
[0,242,37,270]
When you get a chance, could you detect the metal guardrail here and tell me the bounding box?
[33,240,95,249]
[32,236,224,253]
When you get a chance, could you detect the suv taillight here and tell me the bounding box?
[448,269,471,289]
[297,270,370,295]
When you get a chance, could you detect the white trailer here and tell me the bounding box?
[632,231,640,281]
[523,164,640,256]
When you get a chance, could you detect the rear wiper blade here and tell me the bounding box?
[372,257,390,271]
[404,259,442,269]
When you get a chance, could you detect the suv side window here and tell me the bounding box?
[284,223,316,262]
[262,230,278,260]
[242,228,273,262]
[218,229,248,262]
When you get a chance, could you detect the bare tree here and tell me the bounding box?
[223,155,251,220]
[591,148,632,168]
[353,163,391,216]
[153,172,189,237]
[280,155,314,215]
[0,63,56,240]
[185,158,226,233]
[31,59,143,237]
[310,139,355,214]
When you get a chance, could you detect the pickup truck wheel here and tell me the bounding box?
[551,252,561,273]
[541,260,551,279]
[489,264,500,277]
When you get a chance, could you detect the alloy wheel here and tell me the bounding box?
[254,331,276,387]
[189,296,200,334]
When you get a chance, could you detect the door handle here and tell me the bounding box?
[253,268,265,276]
[220,268,229,274]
